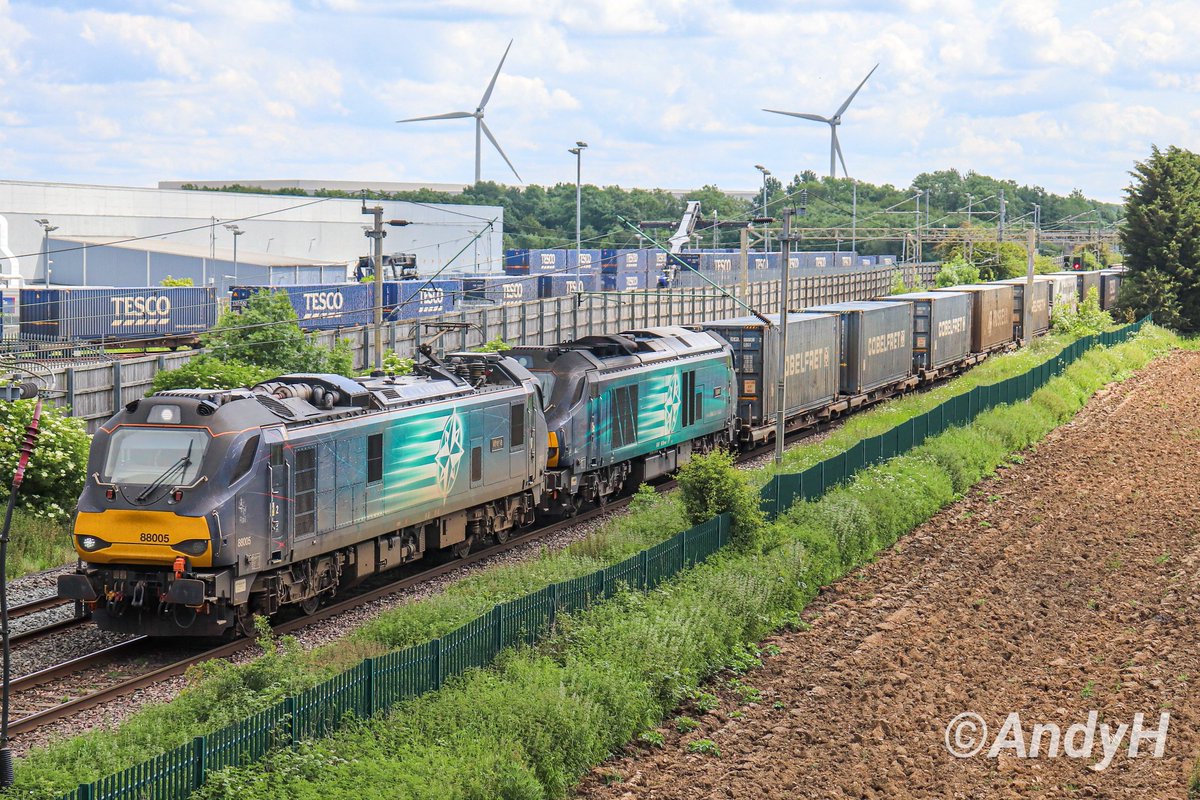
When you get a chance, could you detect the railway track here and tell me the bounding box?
[9,596,88,646]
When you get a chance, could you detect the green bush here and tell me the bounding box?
[0,400,90,521]
[150,355,275,394]
[675,450,764,549]
[934,255,980,287]
[1052,287,1113,337]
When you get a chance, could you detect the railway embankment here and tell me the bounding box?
[14,324,1175,799]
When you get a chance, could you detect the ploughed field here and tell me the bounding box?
[578,349,1200,799]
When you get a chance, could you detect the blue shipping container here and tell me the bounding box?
[566,249,603,269]
[529,249,566,272]
[504,249,530,269]
[19,286,217,342]
[602,271,646,292]
[385,280,461,319]
[460,275,537,305]
[231,284,373,330]
[538,272,596,298]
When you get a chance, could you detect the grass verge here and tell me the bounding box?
[160,324,1175,798]
[8,511,72,580]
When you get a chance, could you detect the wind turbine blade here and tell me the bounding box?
[763,109,830,123]
[396,111,473,123]
[480,120,522,183]
[479,39,514,109]
[833,127,849,177]
[835,62,879,118]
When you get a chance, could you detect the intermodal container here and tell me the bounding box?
[529,249,566,273]
[602,271,647,292]
[805,301,914,394]
[698,252,739,273]
[1050,270,1102,305]
[230,283,373,330]
[884,291,972,371]
[993,277,1052,339]
[460,275,536,305]
[1042,273,1080,315]
[1099,269,1124,310]
[504,249,530,269]
[697,312,839,440]
[19,286,217,342]
[566,249,603,269]
[383,279,461,319]
[537,272,596,298]
[933,284,1014,353]
[878,255,898,266]
[747,252,773,271]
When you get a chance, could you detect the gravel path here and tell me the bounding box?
[577,350,1200,799]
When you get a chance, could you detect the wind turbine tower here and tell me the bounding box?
[397,39,522,184]
[763,64,879,178]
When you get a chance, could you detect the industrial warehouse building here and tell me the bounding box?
[0,180,505,290]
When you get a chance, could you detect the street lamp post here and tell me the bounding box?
[223,225,244,288]
[755,165,770,252]
[35,220,58,287]
[568,142,588,267]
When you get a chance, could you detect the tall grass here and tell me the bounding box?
[7,510,73,579]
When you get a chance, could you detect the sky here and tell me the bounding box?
[1,0,1197,203]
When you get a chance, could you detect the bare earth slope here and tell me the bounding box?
[578,349,1200,799]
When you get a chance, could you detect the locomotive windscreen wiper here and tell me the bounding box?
[135,440,194,502]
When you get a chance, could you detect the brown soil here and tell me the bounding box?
[576,349,1200,799]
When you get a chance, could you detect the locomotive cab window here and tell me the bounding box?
[509,402,525,449]
[367,433,383,484]
[103,427,209,485]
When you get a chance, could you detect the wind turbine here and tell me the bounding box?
[763,63,879,178]
[397,39,522,185]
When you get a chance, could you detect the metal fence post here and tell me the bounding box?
[493,604,503,657]
[433,638,443,688]
[78,784,95,800]
[193,735,207,790]
[363,657,375,718]
[285,695,298,749]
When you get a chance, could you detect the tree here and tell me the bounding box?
[0,400,90,520]
[151,290,354,393]
[1120,145,1200,330]
[934,255,981,287]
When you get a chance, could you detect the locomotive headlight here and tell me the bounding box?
[77,535,111,552]
[150,404,181,424]
[171,539,209,556]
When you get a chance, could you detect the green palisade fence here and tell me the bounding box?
[56,319,1148,800]
[58,513,731,800]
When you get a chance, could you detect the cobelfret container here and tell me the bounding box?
[19,286,217,342]
[460,275,537,305]
[884,291,972,371]
[383,279,461,319]
[697,312,839,442]
[805,300,914,395]
[1099,269,1124,310]
[231,283,373,330]
[932,284,1014,353]
[993,277,1052,339]
[1042,273,1080,314]
[537,272,596,298]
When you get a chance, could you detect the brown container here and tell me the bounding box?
[933,284,1015,352]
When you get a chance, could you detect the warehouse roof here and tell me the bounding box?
[48,235,346,268]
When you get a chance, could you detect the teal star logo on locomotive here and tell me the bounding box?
[434,413,465,495]
[663,372,681,431]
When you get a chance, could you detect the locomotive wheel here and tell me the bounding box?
[299,596,321,615]
[561,496,582,519]
[452,536,474,559]
[495,528,511,544]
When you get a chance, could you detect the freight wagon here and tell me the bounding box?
[933,284,1015,354]
[231,284,374,330]
[992,277,1052,340]
[19,286,217,348]
[695,312,840,447]
[1050,270,1102,306]
[806,301,916,402]
[1042,273,1080,317]
[883,291,974,378]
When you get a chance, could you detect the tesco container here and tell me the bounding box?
[566,249,603,269]
[993,277,1052,339]
[460,275,536,305]
[878,255,898,266]
[231,283,373,330]
[19,286,217,342]
[806,301,914,394]
[529,249,566,273]
[383,279,461,319]
[602,271,647,292]
[698,312,839,440]
[537,272,596,298]
[504,249,530,269]
[885,291,972,371]
[933,284,1014,353]
[1099,269,1124,310]
[698,252,739,273]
